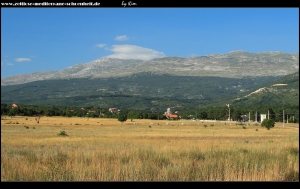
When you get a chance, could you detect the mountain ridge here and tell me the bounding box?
[1,51,299,86]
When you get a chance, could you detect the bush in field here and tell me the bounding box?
[57,131,68,136]
[261,119,275,130]
[118,114,127,124]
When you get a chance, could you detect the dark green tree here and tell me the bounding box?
[1,103,9,115]
[127,110,140,120]
[8,108,19,116]
[268,108,276,120]
[118,113,127,124]
[199,111,208,119]
[231,107,243,122]
[65,110,72,117]
[261,119,275,130]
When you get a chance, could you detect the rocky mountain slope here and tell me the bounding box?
[1,51,299,86]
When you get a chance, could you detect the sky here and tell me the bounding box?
[1,7,299,79]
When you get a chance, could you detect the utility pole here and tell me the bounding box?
[255,111,257,123]
[226,104,231,125]
[249,112,250,124]
[287,114,289,124]
[268,110,269,119]
[283,110,285,128]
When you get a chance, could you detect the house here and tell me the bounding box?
[168,114,179,119]
[11,103,19,108]
[109,108,118,113]
[164,108,179,119]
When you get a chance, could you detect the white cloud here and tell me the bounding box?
[15,58,31,62]
[115,35,129,41]
[96,43,107,48]
[105,45,166,61]
[7,63,14,66]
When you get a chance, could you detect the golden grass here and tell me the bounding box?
[1,116,299,181]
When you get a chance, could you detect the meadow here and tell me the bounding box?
[1,116,299,181]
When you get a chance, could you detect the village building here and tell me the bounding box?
[164,108,180,119]
[11,103,19,108]
[109,108,118,113]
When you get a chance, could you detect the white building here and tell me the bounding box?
[260,114,267,123]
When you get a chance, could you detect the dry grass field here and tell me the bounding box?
[1,116,299,181]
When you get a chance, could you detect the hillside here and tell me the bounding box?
[1,73,286,110]
[227,71,299,106]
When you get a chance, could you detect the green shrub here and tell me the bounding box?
[261,119,275,130]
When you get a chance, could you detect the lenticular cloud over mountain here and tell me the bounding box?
[105,45,166,61]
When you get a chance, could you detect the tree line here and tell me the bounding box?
[1,103,299,123]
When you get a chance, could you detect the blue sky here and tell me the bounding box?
[1,8,299,79]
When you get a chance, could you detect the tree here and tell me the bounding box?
[261,119,275,130]
[200,111,208,119]
[127,110,140,120]
[8,108,19,117]
[231,108,243,122]
[1,103,9,115]
[118,113,127,124]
